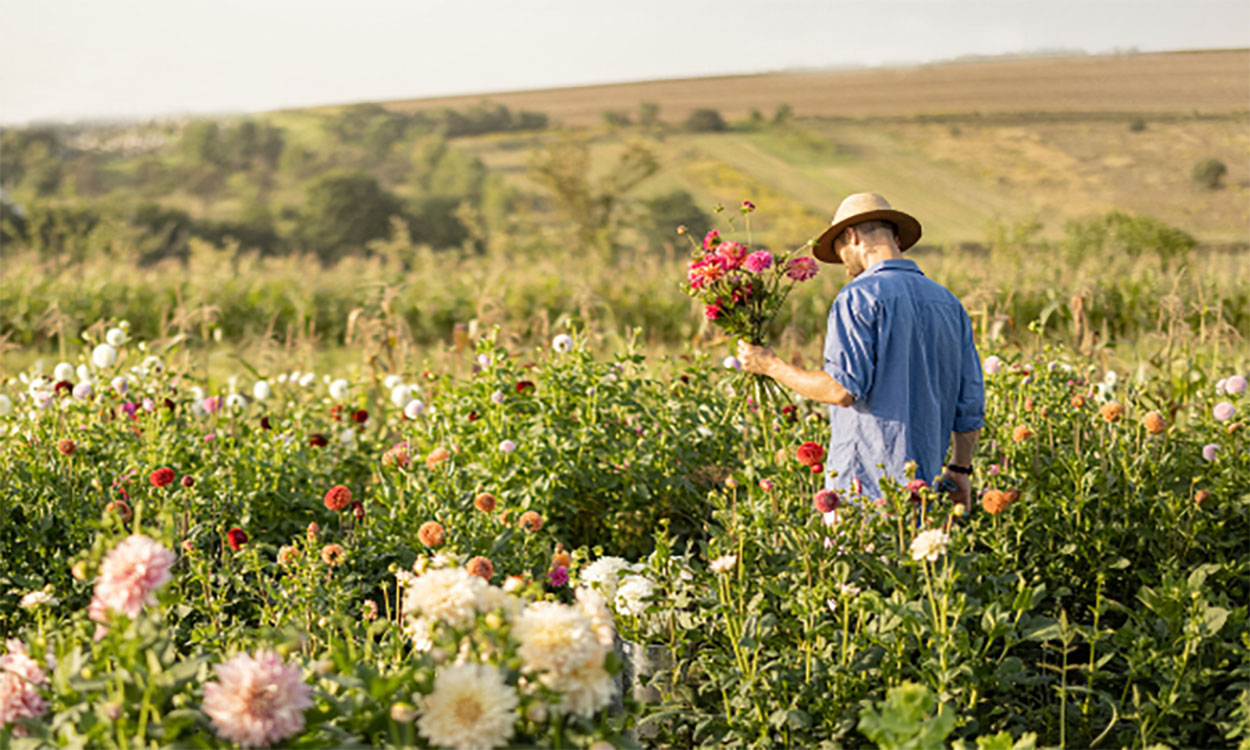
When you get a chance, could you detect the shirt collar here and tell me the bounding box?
[864,258,923,276]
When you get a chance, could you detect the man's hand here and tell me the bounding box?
[941,471,972,513]
[737,340,779,376]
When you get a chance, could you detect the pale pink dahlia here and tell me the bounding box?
[89,534,176,624]
[785,256,819,281]
[0,639,49,736]
[202,650,312,748]
[715,241,748,269]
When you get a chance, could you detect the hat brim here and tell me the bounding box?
[812,209,923,263]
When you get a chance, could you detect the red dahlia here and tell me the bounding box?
[516,381,535,394]
[352,409,368,424]
[309,433,328,447]
[813,489,840,513]
[149,467,176,488]
[226,527,248,550]
[796,441,826,467]
[324,485,352,511]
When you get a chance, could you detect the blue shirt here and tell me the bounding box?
[823,259,984,497]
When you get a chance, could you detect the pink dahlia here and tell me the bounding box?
[203,650,312,748]
[743,251,773,274]
[702,230,721,251]
[687,256,728,289]
[88,534,176,624]
[1213,401,1235,421]
[0,639,49,736]
[813,489,840,513]
[715,241,748,269]
[704,303,722,321]
[785,256,819,281]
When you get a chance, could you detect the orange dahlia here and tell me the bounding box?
[324,485,352,512]
[1071,395,1085,408]
[519,510,543,532]
[981,489,1010,514]
[1100,402,1125,423]
[1011,425,1034,443]
[474,493,497,513]
[57,438,77,456]
[321,544,346,566]
[418,521,445,547]
[465,556,494,581]
[425,447,452,470]
[1194,489,1211,505]
[1142,411,1166,435]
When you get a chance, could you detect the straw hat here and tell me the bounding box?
[812,193,922,263]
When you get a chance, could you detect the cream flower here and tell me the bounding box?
[574,587,616,649]
[910,529,951,562]
[542,658,615,718]
[513,602,602,676]
[613,575,656,617]
[418,663,518,750]
[579,556,636,599]
[402,567,488,628]
[709,554,737,573]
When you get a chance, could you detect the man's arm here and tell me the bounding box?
[736,341,855,407]
[942,428,980,510]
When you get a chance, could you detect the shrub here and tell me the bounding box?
[641,190,710,248]
[1129,117,1147,132]
[683,108,727,133]
[299,170,402,262]
[1192,157,1228,190]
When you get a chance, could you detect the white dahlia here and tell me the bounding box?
[542,657,615,718]
[402,567,488,628]
[910,529,951,562]
[579,556,636,599]
[512,601,601,677]
[613,575,656,617]
[417,663,518,750]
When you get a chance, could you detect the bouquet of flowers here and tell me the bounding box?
[680,201,820,346]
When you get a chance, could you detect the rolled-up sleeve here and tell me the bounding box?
[824,291,877,402]
[953,315,985,432]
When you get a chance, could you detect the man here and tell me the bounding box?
[737,193,984,508]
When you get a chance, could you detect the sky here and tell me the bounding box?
[2,0,1247,125]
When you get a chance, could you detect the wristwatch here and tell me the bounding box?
[946,464,974,475]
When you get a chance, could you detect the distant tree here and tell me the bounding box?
[299,170,402,262]
[641,190,711,250]
[602,110,632,128]
[772,103,793,126]
[408,137,487,201]
[0,128,63,196]
[1062,211,1197,270]
[129,202,193,264]
[1128,117,1147,133]
[639,101,660,129]
[745,109,766,130]
[529,135,659,254]
[1191,157,1227,190]
[406,195,473,249]
[683,108,728,133]
[181,121,224,168]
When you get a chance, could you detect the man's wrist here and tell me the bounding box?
[946,463,973,475]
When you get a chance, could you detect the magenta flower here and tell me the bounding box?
[704,303,722,321]
[702,230,721,251]
[759,479,773,492]
[743,251,773,273]
[741,200,756,213]
[1227,375,1247,394]
[1202,443,1219,462]
[120,401,139,419]
[202,396,221,414]
[715,241,748,269]
[547,566,569,588]
[142,397,156,412]
[1213,401,1235,421]
[785,256,819,281]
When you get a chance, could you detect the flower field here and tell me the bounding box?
[0,324,1247,748]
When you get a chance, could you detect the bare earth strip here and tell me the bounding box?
[336,50,1250,126]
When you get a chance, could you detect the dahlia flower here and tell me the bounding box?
[498,439,517,453]
[1227,375,1247,394]
[54,362,75,382]
[404,399,426,419]
[574,587,616,648]
[709,554,737,573]
[425,447,451,469]
[92,344,118,369]
[390,384,411,408]
[474,493,497,513]
[328,379,349,400]
[321,544,346,566]
[0,395,10,416]
[909,529,950,562]
[702,229,720,250]
[1213,401,1235,421]
[72,382,94,400]
[715,241,748,268]
[982,355,1002,375]
[402,567,488,628]
[785,256,819,281]
[418,521,445,547]
[106,327,127,347]
[722,356,741,371]
[981,490,1010,514]
[552,334,573,353]
[202,650,312,748]
[18,587,58,610]
[743,250,773,273]
[543,658,615,718]
[417,663,518,750]
[579,556,636,599]
[324,485,352,511]
[252,381,271,400]
[0,639,49,735]
[490,390,505,404]
[1202,443,1220,462]
[813,489,840,513]
[1142,411,1167,434]
[513,601,601,676]
[88,534,176,623]
[111,376,128,395]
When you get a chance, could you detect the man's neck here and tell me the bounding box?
[861,245,904,269]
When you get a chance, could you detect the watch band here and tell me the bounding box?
[947,464,974,475]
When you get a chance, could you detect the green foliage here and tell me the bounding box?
[639,101,660,128]
[602,109,632,128]
[683,108,728,133]
[1192,157,1228,190]
[640,190,711,249]
[298,170,402,262]
[0,127,63,196]
[858,682,957,750]
[1062,211,1198,270]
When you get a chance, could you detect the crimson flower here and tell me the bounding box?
[149,467,176,488]
[226,528,248,551]
[309,433,328,447]
[516,381,535,394]
[796,441,825,467]
[352,409,368,424]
